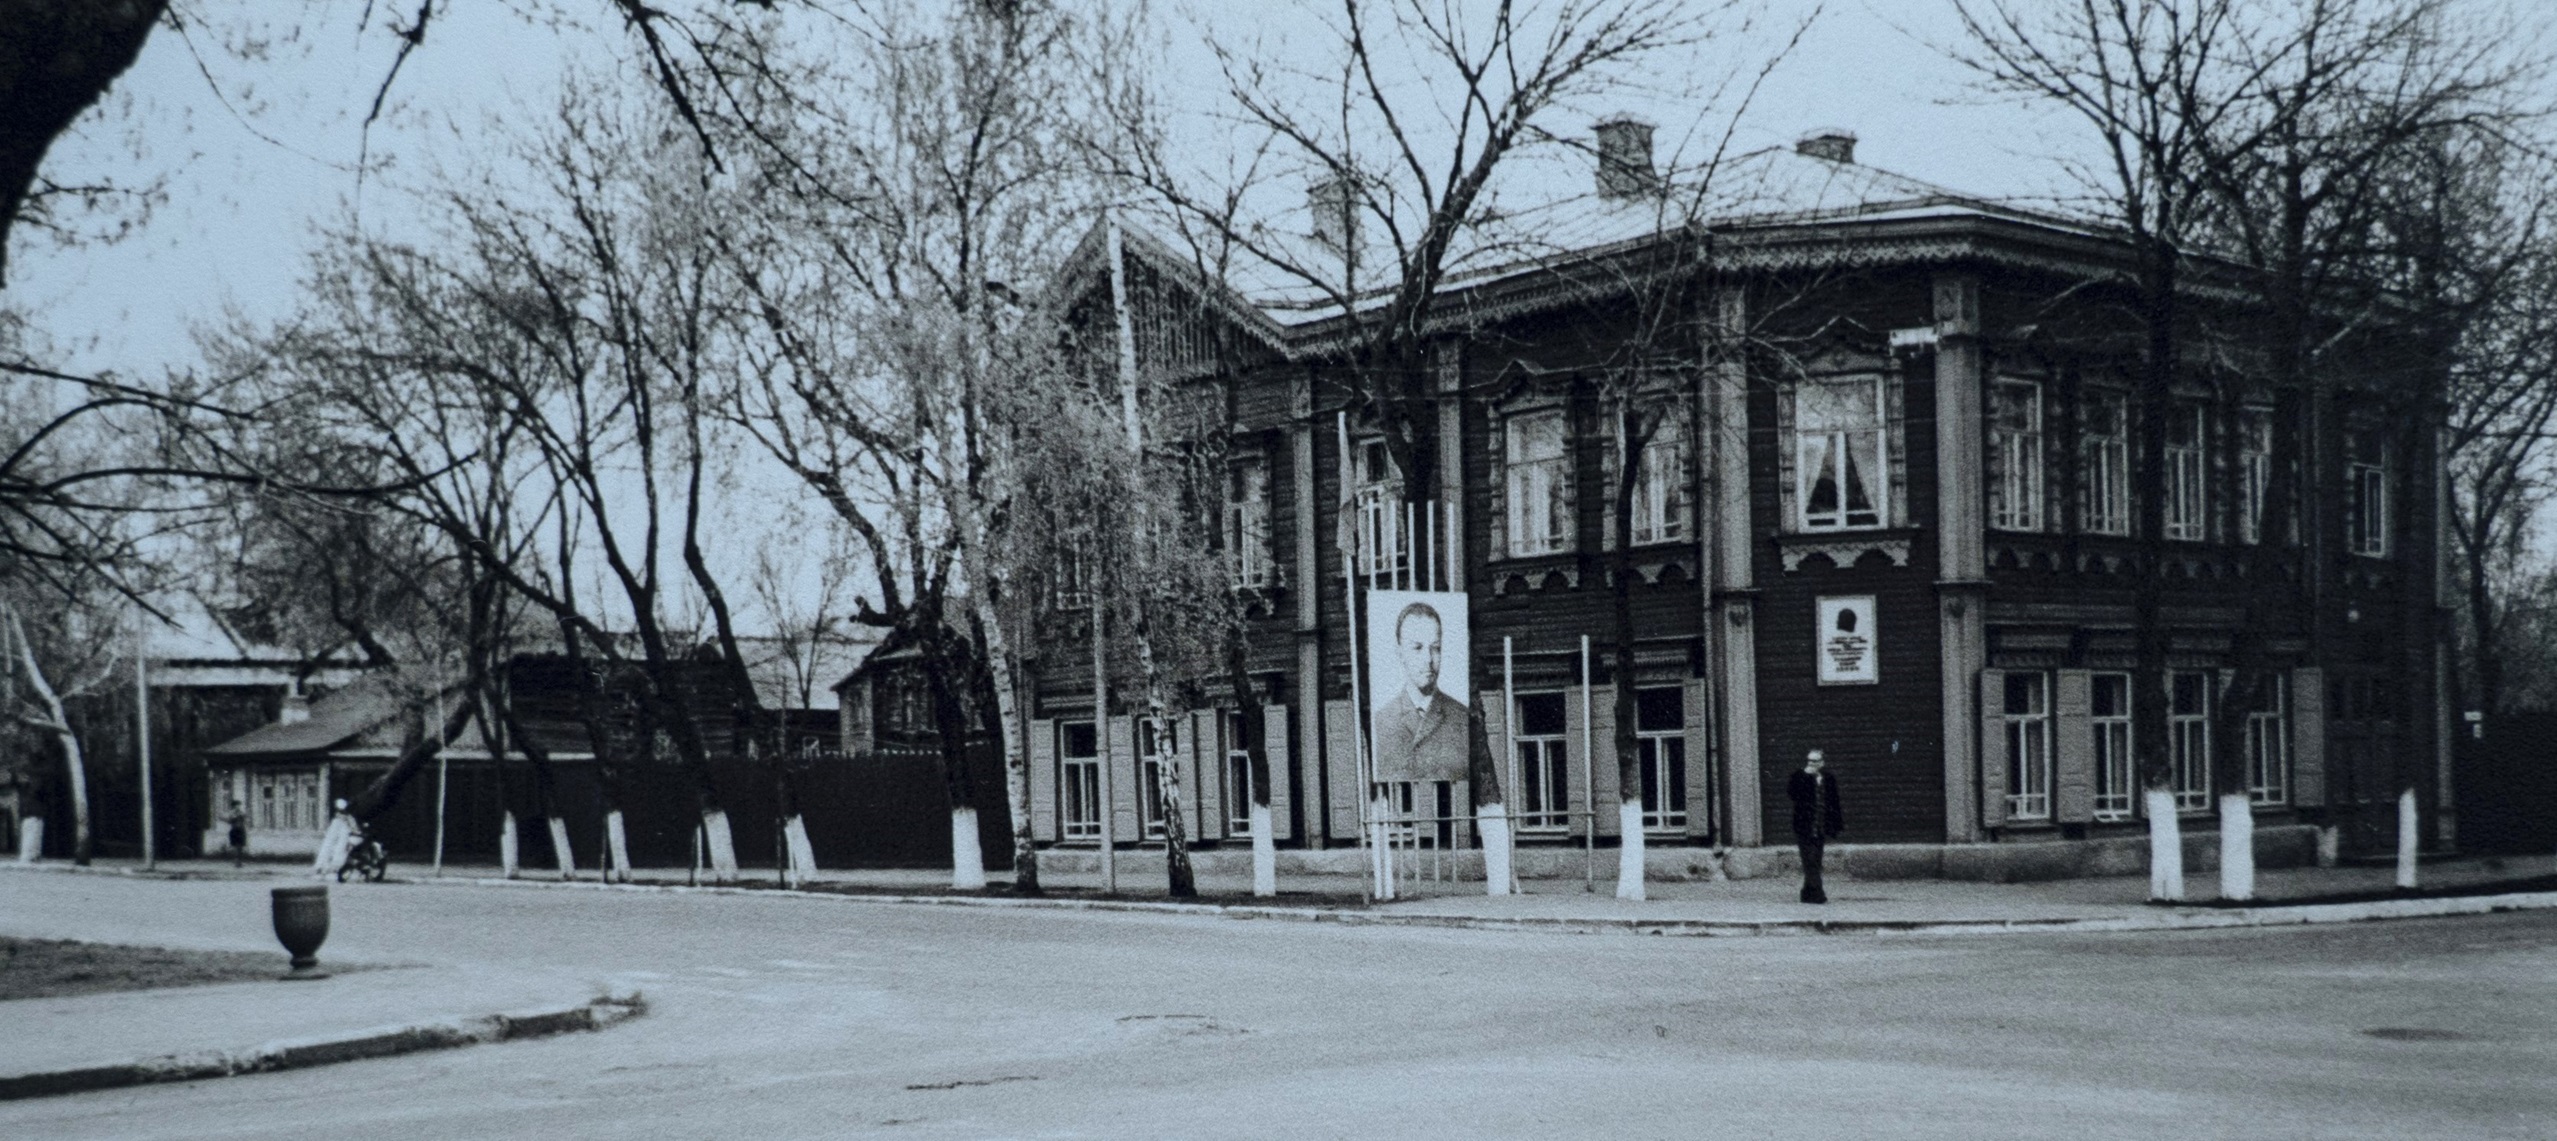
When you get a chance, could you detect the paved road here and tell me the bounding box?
[3,873,2551,1139]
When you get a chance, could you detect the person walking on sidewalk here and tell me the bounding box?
[1789,750,1844,904]
[223,799,248,867]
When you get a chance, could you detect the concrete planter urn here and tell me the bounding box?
[270,884,331,980]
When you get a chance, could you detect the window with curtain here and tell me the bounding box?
[2082,389,2131,536]
[1988,379,2044,531]
[1224,456,1270,588]
[2238,407,2273,545]
[2165,402,2207,541]
[1505,410,1574,555]
[1626,406,1689,546]
[1793,377,1887,531]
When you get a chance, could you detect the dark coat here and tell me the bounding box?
[1372,690,1469,782]
[1787,770,1843,842]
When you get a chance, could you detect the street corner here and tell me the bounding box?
[0,963,647,1103]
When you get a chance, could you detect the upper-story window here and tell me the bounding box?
[2237,406,2274,545]
[2164,402,2208,542]
[2081,388,2132,536]
[1624,403,1689,547]
[1793,377,1888,531]
[1224,455,1271,589]
[2349,428,2388,557]
[1505,409,1575,556]
[1988,379,2044,532]
[1353,437,1410,575]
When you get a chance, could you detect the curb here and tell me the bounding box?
[420,873,2557,937]
[0,987,645,1101]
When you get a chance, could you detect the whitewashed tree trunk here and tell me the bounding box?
[1249,802,1277,897]
[16,817,42,862]
[2396,788,2420,889]
[500,810,520,878]
[701,808,739,884]
[1478,804,1513,897]
[783,814,817,887]
[969,585,1037,893]
[10,610,90,864]
[2217,792,2254,902]
[2145,789,2184,901]
[605,809,632,883]
[547,816,577,880]
[313,812,354,878]
[1615,800,1647,901]
[2316,825,2340,868]
[949,806,987,890]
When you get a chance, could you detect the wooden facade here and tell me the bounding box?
[1020,135,2448,863]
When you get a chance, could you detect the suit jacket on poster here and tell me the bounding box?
[1372,690,1470,783]
[1788,770,1844,842]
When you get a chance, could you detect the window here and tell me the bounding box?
[1060,722,1100,840]
[1225,457,1271,589]
[1354,438,1411,575]
[1514,692,1571,830]
[1138,717,1176,839]
[2238,407,2273,545]
[2003,673,2053,820]
[2349,429,2388,557]
[250,770,323,832]
[2091,673,2134,822]
[1053,543,1092,611]
[1225,711,1254,835]
[1988,379,2044,531]
[1794,378,1887,531]
[1505,410,1574,556]
[2165,403,2207,541]
[2169,671,2212,813]
[2082,389,2131,536]
[1635,687,1687,831]
[2247,675,2290,807]
[1626,407,1689,547]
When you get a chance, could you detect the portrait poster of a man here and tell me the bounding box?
[1365,589,1471,784]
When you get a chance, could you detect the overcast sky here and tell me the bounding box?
[5,1,2091,381]
[6,0,2546,625]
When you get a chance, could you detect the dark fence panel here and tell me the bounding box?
[2456,713,2557,856]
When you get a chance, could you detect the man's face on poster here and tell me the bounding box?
[1396,607,1442,699]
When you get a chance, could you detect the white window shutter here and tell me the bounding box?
[2054,670,2094,823]
[1029,718,1057,842]
[1263,703,1294,840]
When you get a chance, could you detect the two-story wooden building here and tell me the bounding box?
[1016,125,2446,881]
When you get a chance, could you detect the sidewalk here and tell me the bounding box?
[0,894,641,1100]
[17,851,2557,934]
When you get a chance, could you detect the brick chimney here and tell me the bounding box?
[1795,128,1856,164]
[279,692,311,725]
[1309,172,1360,255]
[1594,113,1658,198]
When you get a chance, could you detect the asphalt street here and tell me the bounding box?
[2,872,2550,1139]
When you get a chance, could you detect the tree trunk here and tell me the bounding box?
[2217,791,2255,902]
[976,597,1040,895]
[2146,788,2185,901]
[1468,680,1513,896]
[1225,640,1275,898]
[1133,640,1195,898]
[923,624,988,891]
[7,605,90,865]
[1610,400,1646,902]
[15,816,40,863]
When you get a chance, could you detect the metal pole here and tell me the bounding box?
[431,685,449,877]
[1504,637,1519,894]
[135,648,152,870]
[1581,634,1594,890]
[1094,597,1116,894]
